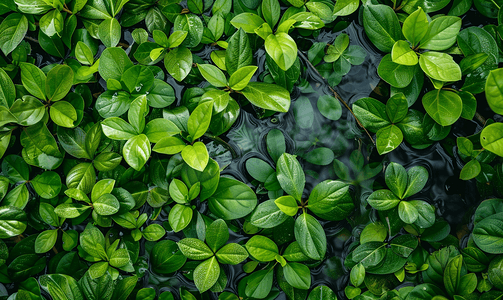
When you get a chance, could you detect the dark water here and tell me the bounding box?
[17,10,489,300]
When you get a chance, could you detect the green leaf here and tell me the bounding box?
[169,179,189,204]
[101,118,137,140]
[325,34,349,63]
[109,248,130,268]
[419,52,462,82]
[245,235,279,262]
[208,177,257,220]
[385,162,407,199]
[194,257,220,292]
[151,240,187,274]
[122,66,154,95]
[333,0,359,16]
[202,90,229,113]
[231,13,265,33]
[360,223,388,244]
[352,242,386,268]
[485,68,503,114]
[128,94,149,134]
[95,91,130,119]
[308,285,337,300]
[174,14,203,48]
[169,204,193,232]
[283,262,311,289]
[93,152,122,172]
[294,213,326,260]
[147,79,176,108]
[98,47,133,82]
[422,89,462,126]
[362,5,403,52]
[444,255,463,297]
[0,206,27,238]
[225,28,253,75]
[403,166,429,198]
[20,62,46,100]
[39,274,83,300]
[181,142,209,172]
[264,33,297,71]
[0,68,15,108]
[93,194,120,216]
[165,47,193,82]
[288,12,324,30]
[398,201,419,223]
[276,153,305,201]
[123,134,151,171]
[473,212,503,253]
[50,101,78,128]
[317,95,342,120]
[40,9,64,37]
[386,93,409,123]
[419,16,462,51]
[98,18,121,48]
[350,263,365,287]
[198,64,227,87]
[250,200,289,228]
[188,101,213,141]
[307,180,353,221]
[66,162,96,194]
[216,243,248,264]
[80,223,106,260]
[35,229,58,253]
[367,189,401,210]
[228,66,257,91]
[402,7,428,46]
[178,238,213,260]
[10,96,45,126]
[352,97,391,133]
[460,159,481,180]
[153,136,186,155]
[168,30,188,48]
[376,125,403,155]
[0,13,28,56]
[54,203,91,218]
[378,54,416,88]
[31,171,62,199]
[245,269,274,298]
[206,219,229,252]
[481,122,503,157]
[391,40,418,66]
[262,0,280,27]
[275,196,298,216]
[241,82,291,112]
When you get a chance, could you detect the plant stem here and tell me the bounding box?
[24,36,39,44]
[297,50,376,145]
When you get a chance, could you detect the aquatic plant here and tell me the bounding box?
[0,0,502,299]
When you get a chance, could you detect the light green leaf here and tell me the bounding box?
[419,51,461,82]
[123,134,151,171]
[264,33,297,71]
[241,82,291,112]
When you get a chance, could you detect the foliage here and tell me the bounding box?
[0,0,502,299]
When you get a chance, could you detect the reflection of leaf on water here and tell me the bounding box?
[206,141,232,171]
[226,122,260,154]
[333,149,383,190]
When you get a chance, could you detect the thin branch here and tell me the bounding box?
[24,36,39,44]
[297,50,376,145]
[475,112,486,126]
